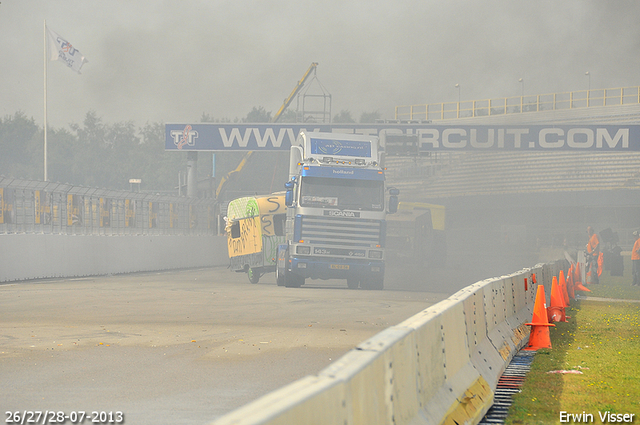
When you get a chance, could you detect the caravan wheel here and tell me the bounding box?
[248,268,260,284]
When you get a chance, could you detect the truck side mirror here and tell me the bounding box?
[388,187,399,214]
[285,179,295,207]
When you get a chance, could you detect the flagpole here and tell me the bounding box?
[43,19,48,182]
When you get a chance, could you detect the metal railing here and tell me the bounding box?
[0,176,220,236]
[395,86,640,121]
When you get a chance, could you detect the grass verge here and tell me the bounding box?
[505,260,640,424]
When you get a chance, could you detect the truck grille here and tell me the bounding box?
[300,215,382,247]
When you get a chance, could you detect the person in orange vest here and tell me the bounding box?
[586,226,600,284]
[632,230,640,286]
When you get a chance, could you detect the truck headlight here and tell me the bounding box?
[297,246,311,255]
[368,250,383,259]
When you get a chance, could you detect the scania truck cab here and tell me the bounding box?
[276,131,398,289]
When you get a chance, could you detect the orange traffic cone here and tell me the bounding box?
[574,262,591,292]
[566,265,576,300]
[525,285,555,350]
[573,262,591,292]
[574,262,581,285]
[548,276,567,322]
[559,270,570,307]
[574,280,591,292]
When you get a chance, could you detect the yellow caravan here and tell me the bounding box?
[225,193,286,284]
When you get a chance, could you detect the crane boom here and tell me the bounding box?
[215,151,254,199]
[215,63,318,200]
[272,62,318,123]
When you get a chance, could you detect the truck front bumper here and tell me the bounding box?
[289,256,384,280]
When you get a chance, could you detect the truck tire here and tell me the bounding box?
[346,278,360,289]
[284,270,304,288]
[276,267,285,286]
[248,268,260,284]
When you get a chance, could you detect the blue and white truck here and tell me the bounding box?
[276,131,399,289]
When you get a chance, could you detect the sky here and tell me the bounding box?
[1,0,640,129]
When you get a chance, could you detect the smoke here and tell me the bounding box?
[1,0,639,128]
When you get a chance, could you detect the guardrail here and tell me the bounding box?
[0,176,219,236]
[211,260,564,425]
[396,86,640,121]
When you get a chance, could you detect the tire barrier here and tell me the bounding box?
[212,261,564,425]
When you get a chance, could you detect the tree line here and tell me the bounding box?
[0,107,381,192]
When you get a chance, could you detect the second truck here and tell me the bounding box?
[276,131,399,290]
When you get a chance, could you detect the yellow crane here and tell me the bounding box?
[272,62,318,123]
[215,63,319,199]
[215,151,254,199]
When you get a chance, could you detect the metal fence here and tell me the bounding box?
[0,176,220,236]
[396,86,640,121]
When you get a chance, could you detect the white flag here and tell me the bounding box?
[46,26,88,74]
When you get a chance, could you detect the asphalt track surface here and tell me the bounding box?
[0,262,481,425]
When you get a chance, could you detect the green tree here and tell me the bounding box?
[0,111,41,179]
[138,121,185,191]
[243,106,272,123]
[332,110,355,123]
[200,113,232,123]
[69,111,142,189]
[359,111,381,123]
[275,109,298,123]
[47,126,79,184]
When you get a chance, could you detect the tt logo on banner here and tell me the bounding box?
[170,125,199,149]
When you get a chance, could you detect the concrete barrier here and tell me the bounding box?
[0,234,229,282]
[212,261,563,425]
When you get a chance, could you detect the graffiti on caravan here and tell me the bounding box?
[164,124,640,151]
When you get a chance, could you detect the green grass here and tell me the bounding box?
[505,259,640,424]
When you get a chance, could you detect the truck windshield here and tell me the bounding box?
[300,177,384,211]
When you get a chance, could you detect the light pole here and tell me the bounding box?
[518,78,524,112]
[518,78,524,97]
[585,71,591,107]
[585,71,590,90]
[455,83,461,117]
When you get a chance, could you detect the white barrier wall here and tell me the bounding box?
[0,234,229,282]
[212,261,563,425]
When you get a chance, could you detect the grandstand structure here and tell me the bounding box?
[386,96,640,255]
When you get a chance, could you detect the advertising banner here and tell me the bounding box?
[125,199,136,228]
[67,194,83,226]
[0,188,14,224]
[149,202,158,228]
[165,123,640,152]
[190,205,197,229]
[100,198,111,227]
[34,191,51,225]
[170,203,178,228]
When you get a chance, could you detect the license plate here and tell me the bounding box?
[330,264,349,270]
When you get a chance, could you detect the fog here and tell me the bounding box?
[2,0,640,129]
[2,1,637,285]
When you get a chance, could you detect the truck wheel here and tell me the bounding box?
[284,270,304,288]
[248,268,260,284]
[347,278,360,289]
[276,267,285,286]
